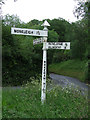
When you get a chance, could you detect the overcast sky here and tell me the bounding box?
[2,0,78,23]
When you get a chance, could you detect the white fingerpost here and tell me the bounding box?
[41,20,50,104]
[11,20,70,104]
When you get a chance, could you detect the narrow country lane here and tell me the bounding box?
[2,73,90,97]
[49,73,90,97]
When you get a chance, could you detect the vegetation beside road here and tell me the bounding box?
[49,60,88,83]
[2,80,88,118]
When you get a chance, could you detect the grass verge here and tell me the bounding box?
[2,81,89,118]
[0,88,2,120]
[48,60,87,82]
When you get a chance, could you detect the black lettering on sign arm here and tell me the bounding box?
[43,88,45,93]
[23,30,27,34]
[52,42,55,45]
[14,29,17,33]
[36,31,40,35]
[31,31,33,34]
[52,46,55,49]
[28,31,30,34]
[48,46,51,49]
[65,43,67,46]
[64,46,66,49]
[44,61,46,63]
[48,42,51,45]
[61,42,63,45]
[28,31,33,34]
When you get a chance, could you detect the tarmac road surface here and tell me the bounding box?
[49,73,90,97]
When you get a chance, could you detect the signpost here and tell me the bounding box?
[47,42,70,49]
[11,27,48,36]
[11,20,70,104]
[33,38,43,45]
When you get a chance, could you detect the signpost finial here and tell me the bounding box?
[41,20,50,27]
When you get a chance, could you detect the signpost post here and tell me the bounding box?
[41,21,50,104]
[11,20,70,104]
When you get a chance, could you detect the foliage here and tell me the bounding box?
[2,15,59,86]
[2,16,39,86]
[48,18,69,42]
[70,19,88,60]
[30,19,40,25]
[84,60,90,84]
[2,14,24,27]
[2,14,89,86]
[73,0,89,19]
[49,60,87,82]
[2,81,88,118]
[0,88,2,120]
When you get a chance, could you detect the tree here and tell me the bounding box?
[2,14,24,27]
[2,15,35,86]
[73,0,89,19]
[2,15,61,85]
[30,19,40,25]
[70,20,88,60]
[48,18,66,42]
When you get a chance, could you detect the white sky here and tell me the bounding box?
[2,0,78,23]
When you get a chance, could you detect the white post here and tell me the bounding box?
[41,39,47,104]
[41,20,50,104]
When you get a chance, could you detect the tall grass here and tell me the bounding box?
[0,88,2,119]
[49,60,86,82]
[2,80,88,118]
